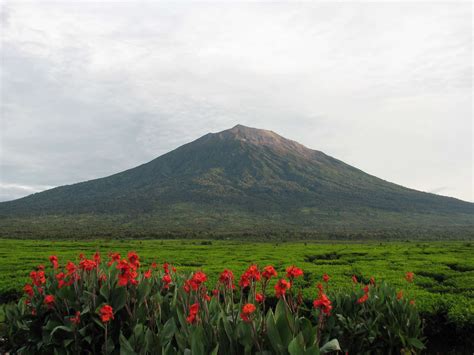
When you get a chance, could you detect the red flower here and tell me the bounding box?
[23,284,34,297]
[363,285,369,294]
[44,295,55,308]
[357,294,369,304]
[163,262,170,274]
[144,269,152,279]
[316,283,324,293]
[117,258,138,286]
[313,292,332,315]
[255,293,264,303]
[185,271,207,292]
[94,252,101,265]
[127,252,140,269]
[99,273,107,282]
[66,261,77,276]
[286,266,303,279]
[322,273,330,283]
[369,277,375,285]
[71,311,81,325]
[56,272,67,288]
[186,303,199,324]
[240,303,256,322]
[409,299,415,306]
[79,259,97,271]
[107,253,121,267]
[239,265,261,288]
[212,289,219,296]
[274,279,291,298]
[162,274,172,288]
[99,304,114,323]
[397,290,403,300]
[405,272,414,283]
[191,271,207,291]
[352,275,358,284]
[30,270,46,286]
[151,262,158,269]
[262,265,278,279]
[49,255,59,269]
[219,269,235,289]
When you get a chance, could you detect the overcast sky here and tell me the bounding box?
[0,1,472,202]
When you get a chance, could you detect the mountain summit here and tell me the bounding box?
[1,125,472,238]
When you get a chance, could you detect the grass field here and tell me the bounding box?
[0,239,473,332]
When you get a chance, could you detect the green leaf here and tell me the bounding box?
[119,332,136,355]
[288,333,305,355]
[408,338,425,350]
[265,309,284,353]
[319,339,341,354]
[50,325,73,338]
[191,327,205,355]
[160,317,177,344]
[210,344,219,355]
[111,286,127,311]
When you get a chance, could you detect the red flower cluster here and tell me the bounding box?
[99,305,114,323]
[162,274,172,288]
[71,311,81,325]
[184,271,207,293]
[313,291,332,315]
[239,265,261,288]
[357,284,370,304]
[116,252,141,286]
[219,269,235,289]
[322,273,330,283]
[127,252,140,269]
[262,265,278,280]
[30,269,46,287]
[275,279,291,298]
[23,284,34,298]
[286,266,303,280]
[240,303,256,322]
[44,295,55,308]
[186,303,199,324]
[405,272,414,283]
[49,255,59,269]
[79,258,97,272]
[107,253,121,267]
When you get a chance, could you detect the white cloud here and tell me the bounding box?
[0,1,472,202]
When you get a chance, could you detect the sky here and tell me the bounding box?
[0,1,472,202]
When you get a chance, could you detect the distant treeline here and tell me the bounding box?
[0,216,472,241]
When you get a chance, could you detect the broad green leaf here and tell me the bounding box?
[319,339,340,354]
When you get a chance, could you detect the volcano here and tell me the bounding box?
[1,125,472,237]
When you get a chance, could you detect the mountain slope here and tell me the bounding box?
[0,125,473,237]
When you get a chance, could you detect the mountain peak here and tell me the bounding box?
[218,124,312,156]
[227,124,277,137]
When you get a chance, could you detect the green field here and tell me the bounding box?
[1,238,473,331]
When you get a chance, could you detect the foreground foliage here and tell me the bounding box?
[4,252,423,354]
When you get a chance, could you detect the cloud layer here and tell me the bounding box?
[1,2,472,202]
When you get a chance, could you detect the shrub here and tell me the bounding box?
[4,252,423,354]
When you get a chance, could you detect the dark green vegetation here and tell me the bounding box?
[0,125,472,238]
[4,257,422,354]
[0,239,473,350]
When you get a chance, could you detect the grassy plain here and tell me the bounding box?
[0,239,473,331]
